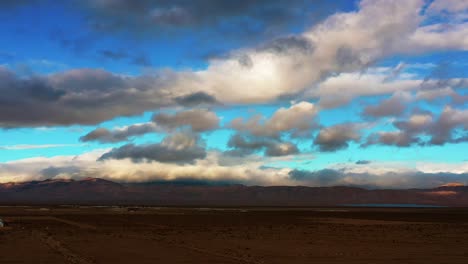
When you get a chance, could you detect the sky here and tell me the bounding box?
[0,0,467,188]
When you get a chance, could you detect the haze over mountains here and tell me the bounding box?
[1,178,467,207]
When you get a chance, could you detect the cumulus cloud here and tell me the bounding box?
[428,106,468,145]
[1,0,468,127]
[152,109,220,132]
[265,142,300,157]
[0,67,177,127]
[365,131,417,147]
[363,92,412,118]
[309,67,427,109]
[80,123,159,143]
[81,108,220,143]
[364,107,468,147]
[364,112,432,147]
[313,123,363,151]
[426,0,468,23]
[98,132,206,164]
[230,101,318,138]
[226,133,299,157]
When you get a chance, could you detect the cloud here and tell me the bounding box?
[1,149,468,188]
[265,142,300,157]
[288,168,468,189]
[98,132,206,164]
[40,166,81,178]
[152,109,220,132]
[174,91,219,107]
[226,133,299,157]
[80,123,159,143]
[428,106,468,145]
[290,160,468,188]
[0,67,177,127]
[426,0,468,22]
[78,0,339,41]
[82,0,466,110]
[365,131,416,147]
[1,0,468,128]
[364,107,468,147]
[309,69,457,109]
[80,108,220,144]
[356,160,372,165]
[313,123,362,151]
[230,101,318,138]
[383,62,406,82]
[362,92,412,118]
[0,149,292,185]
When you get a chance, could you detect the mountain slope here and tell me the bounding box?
[1,178,467,206]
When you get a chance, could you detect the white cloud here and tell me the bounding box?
[0,150,293,185]
[158,0,468,106]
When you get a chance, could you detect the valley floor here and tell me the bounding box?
[1,206,468,263]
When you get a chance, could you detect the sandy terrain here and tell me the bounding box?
[1,206,468,263]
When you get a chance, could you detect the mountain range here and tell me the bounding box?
[1,178,467,206]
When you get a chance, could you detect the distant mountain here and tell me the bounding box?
[1,178,467,206]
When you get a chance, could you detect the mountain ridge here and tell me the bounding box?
[1,178,467,206]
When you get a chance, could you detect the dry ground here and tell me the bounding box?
[1,206,468,263]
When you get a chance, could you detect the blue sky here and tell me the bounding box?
[0,0,467,188]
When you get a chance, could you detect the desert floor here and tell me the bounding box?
[1,206,468,263]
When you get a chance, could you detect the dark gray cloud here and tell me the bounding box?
[80,123,159,143]
[79,0,340,37]
[355,160,371,165]
[288,168,468,189]
[153,109,219,132]
[99,132,206,163]
[314,123,361,152]
[0,67,175,127]
[174,92,218,107]
[226,133,299,157]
